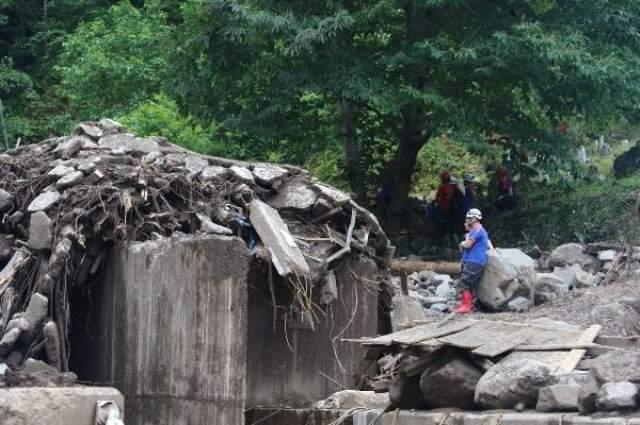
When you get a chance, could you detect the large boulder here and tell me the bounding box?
[589,351,640,384]
[548,243,599,272]
[390,295,426,331]
[596,382,639,411]
[389,371,427,409]
[613,143,640,178]
[534,272,572,304]
[420,355,483,409]
[477,249,536,310]
[536,384,580,412]
[589,303,640,336]
[474,358,555,409]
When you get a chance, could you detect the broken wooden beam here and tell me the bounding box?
[391,259,461,276]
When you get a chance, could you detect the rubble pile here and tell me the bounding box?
[0,120,392,384]
[389,242,640,321]
[336,317,640,416]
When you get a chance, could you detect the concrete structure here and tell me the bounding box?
[73,235,380,425]
[246,255,379,406]
[93,236,249,425]
[0,387,123,425]
[248,409,640,425]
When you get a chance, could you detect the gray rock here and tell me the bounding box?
[0,189,14,212]
[415,295,448,306]
[76,160,97,174]
[0,234,15,264]
[420,356,483,409]
[253,164,288,186]
[27,191,61,212]
[508,296,531,312]
[602,261,612,272]
[431,273,452,286]
[536,384,580,412]
[21,358,58,375]
[391,295,426,331]
[196,213,233,236]
[535,272,572,304]
[418,270,435,282]
[389,371,427,409]
[141,151,162,165]
[53,136,87,158]
[435,281,455,299]
[474,358,555,409]
[23,293,48,336]
[314,390,389,409]
[590,351,640,383]
[477,248,536,310]
[430,303,449,313]
[270,178,318,211]
[577,372,601,414]
[314,183,351,205]
[47,165,75,178]
[201,165,228,181]
[229,165,255,185]
[184,155,209,174]
[99,134,160,153]
[575,269,596,288]
[548,243,599,271]
[75,122,104,139]
[98,118,124,134]
[552,264,581,288]
[163,153,185,166]
[596,382,638,411]
[55,170,84,189]
[27,212,53,251]
[589,302,640,336]
[598,250,617,262]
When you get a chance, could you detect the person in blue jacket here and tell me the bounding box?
[454,208,489,313]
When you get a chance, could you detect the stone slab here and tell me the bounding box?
[0,387,123,425]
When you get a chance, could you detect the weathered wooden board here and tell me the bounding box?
[437,321,524,349]
[357,319,476,346]
[554,325,601,375]
[472,327,533,357]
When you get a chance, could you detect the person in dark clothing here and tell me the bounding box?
[462,172,478,212]
[435,170,463,247]
[495,166,516,210]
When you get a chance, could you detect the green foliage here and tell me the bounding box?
[55,1,170,118]
[119,94,223,156]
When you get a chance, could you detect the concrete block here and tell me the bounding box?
[381,411,446,425]
[0,387,123,425]
[499,413,562,425]
[563,417,627,425]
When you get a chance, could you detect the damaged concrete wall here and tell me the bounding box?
[246,255,379,407]
[101,235,249,425]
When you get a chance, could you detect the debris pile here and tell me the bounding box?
[0,120,392,384]
[342,317,640,415]
[388,242,640,323]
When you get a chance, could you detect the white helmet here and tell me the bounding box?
[466,208,482,221]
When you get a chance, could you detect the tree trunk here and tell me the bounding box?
[384,106,429,228]
[340,98,366,202]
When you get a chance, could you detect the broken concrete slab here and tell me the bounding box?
[99,133,161,153]
[55,170,84,189]
[27,211,53,250]
[0,387,123,425]
[249,199,310,277]
[27,191,61,212]
[229,165,256,185]
[253,164,288,186]
[201,165,228,181]
[184,155,209,174]
[48,164,75,178]
[270,177,318,211]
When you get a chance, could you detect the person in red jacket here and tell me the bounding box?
[435,171,463,247]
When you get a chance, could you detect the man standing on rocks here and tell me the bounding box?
[454,208,489,313]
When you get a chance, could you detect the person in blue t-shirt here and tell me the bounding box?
[453,208,490,314]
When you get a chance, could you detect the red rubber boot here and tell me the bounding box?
[453,289,474,314]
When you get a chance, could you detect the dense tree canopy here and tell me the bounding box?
[2,0,640,231]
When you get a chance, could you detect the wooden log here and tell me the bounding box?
[391,259,461,276]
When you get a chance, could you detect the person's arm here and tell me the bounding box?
[460,231,477,250]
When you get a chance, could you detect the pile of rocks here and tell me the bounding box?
[0,120,392,383]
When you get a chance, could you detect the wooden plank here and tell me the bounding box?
[358,319,476,346]
[438,321,524,350]
[472,327,532,357]
[554,325,601,375]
